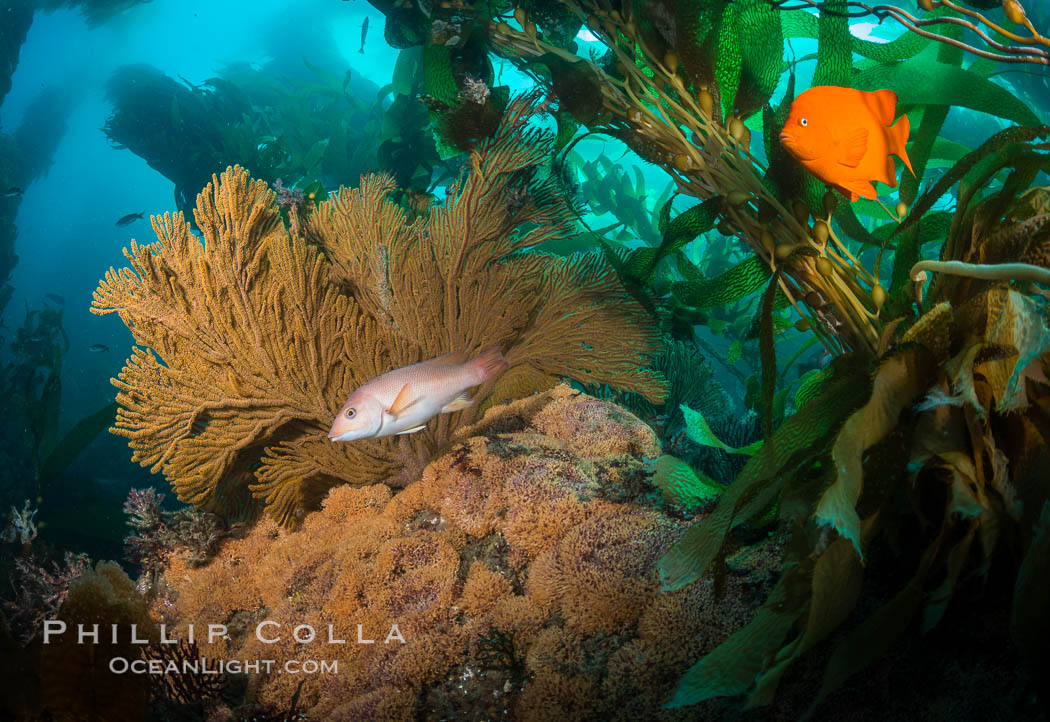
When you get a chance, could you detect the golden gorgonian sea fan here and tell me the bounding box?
[92,94,667,526]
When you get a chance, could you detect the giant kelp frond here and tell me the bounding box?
[662,284,1050,709]
[93,96,666,526]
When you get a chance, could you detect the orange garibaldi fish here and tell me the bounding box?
[328,347,509,442]
[779,86,914,202]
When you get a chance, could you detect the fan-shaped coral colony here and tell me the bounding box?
[7,0,1049,719]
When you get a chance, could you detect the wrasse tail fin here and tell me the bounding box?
[472,347,509,383]
[396,424,427,435]
[889,114,914,177]
[387,383,420,418]
[441,391,474,413]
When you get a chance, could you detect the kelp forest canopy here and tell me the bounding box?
[82,0,1050,714]
[359,0,1050,711]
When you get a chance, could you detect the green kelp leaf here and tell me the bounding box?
[391,46,422,96]
[672,256,771,309]
[715,3,743,121]
[853,60,1042,128]
[759,272,780,439]
[794,367,830,409]
[889,224,922,301]
[649,199,721,274]
[727,339,743,364]
[783,7,938,62]
[807,519,951,717]
[652,455,724,510]
[928,137,970,164]
[873,209,951,247]
[813,0,852,87]
[895,125,1050,239]
[37,402,119,492]
[779,8,817,41]
[764,71,794,163]
[301,138,329,176]
[734,0,783,118]
[553,110,578,151]
[422,42,457,104]
[657,193,676,236]
[675,0,726,87]
[973,153,1050,240]
[674,252,704,281]
[852,30,931,62]
[620,247,660,284]
[659,357,870,591]
[667,562,811,707]
[900,105,951,207]
[814,349,936,556]
[833,203,881,247]
[1011,502,1050,671]
[749,538,864,706]
[681,405,762,456]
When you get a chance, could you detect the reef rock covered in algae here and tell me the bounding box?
[91,94,666,526]
[151,386,781,720]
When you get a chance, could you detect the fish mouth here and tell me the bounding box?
[778,132,792,145]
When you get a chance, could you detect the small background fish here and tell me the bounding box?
[329,347,508,442]
[779,86,914,202]
[116,212,144,226]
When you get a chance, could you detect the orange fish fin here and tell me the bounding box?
[440,391,474,413]
[841,180,878,202]
[884,156,900,188]
[387,383,420,418]
[865,89,899,127]
[839,128,869,168]
[889,115,915,177]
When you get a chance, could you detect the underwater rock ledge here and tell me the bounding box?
[151,385,781,720]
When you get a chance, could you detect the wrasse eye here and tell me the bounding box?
[800,118,808,127]
[345,407,356,419]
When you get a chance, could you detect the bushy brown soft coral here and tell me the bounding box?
[41,561,158,722]
[92,94,665,527]
[152,387,779,719]
[527,506,680,636]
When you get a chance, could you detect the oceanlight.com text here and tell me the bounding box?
[108,657,339,675]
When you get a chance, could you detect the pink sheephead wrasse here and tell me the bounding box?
[328,347,509,442]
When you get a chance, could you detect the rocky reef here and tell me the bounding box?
[150,386,781,720]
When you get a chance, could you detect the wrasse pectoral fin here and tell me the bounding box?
[440,391,474,413]
[396,424,427,435]
[387,383,421,418]
[839,128,869,168]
